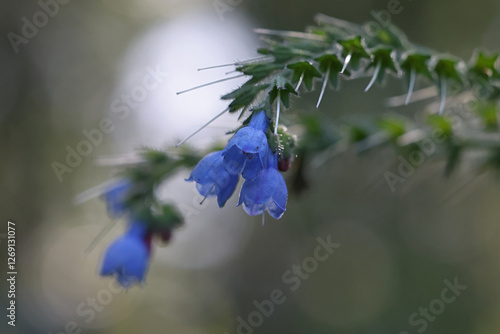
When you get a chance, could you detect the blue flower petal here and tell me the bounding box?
[104,179,132,217]
[238,169,275,206]
[241,201,266,216]
[186,151,222,184]
[232,128,268,154]
[267,201,286,219]
[248,110,270,133]
[187,150,240,206]
[270,169,288,211]
[210,157,232,189]
[217,174,239,208]
[127,221,149,237]
[237,149,288,220]
[196,183,217,197]
[220,111,269,180]
[242,154,264,180]
[224,128,268,178]
[100,224,150,288]
[223,145,247,175]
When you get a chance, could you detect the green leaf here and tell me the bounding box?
[236,63,284,84]
[366,12,410,49]
[142,149,170,165]
[338,36,370,70]
[348,125,370,143]
[432,56,464,84]
[474,101,499,130]
[287,61,322,90]
[400,52,433,80]
[269,77,298,108]
[291,38,331,54]
[257,45,310,63]
[315,54,343,88]
[428,114,453,138]
[257,48,271,55]
[314,14,364,40]
[366,47,399,84]
[148,204,183,232]
[469,50,500,81]
[378,117,406,141]
[222,83,270,113]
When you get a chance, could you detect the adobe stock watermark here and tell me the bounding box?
[399,277,467,334]
[384,104,475,192]
[224,235,340,334]
[364,0,410,38]
[383,127,448,192]
[51,65,168,183]
[213,0,243,21]
[48,271,137,334]
[7,0,72,54]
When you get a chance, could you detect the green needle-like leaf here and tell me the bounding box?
[378,117,406,141]
[257,45,310,63]
[400,52,433,80]
[428,114,453,138]
[432,56,464,85]
[366,48,399,84]
[269,77,298,108]
[222,83,270,113]
[315,54,344,88]
[338,36,370,70]
[366,11,410,49]
[287,61,322,90]
[236,63,284,84]
[469,50,500,81]
[474,101,499,130]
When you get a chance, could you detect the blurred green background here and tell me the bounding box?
[2,0,500,333]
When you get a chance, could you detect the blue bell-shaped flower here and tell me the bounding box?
[103,179,132,217]
[222,110,270,180]
[100,222,151,287]
[186,150,239,207]
[237,147,288,219]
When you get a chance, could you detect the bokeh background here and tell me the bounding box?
[2,0,500,333]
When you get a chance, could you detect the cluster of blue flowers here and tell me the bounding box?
[97,111,288,288]
[187,110,288,219]
[99,180,154,288]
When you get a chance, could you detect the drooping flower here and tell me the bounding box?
[186,150,239,207]
[103,179,132,217]
[100,221,151,287]
[222,110,270,180]
[237,147,288,219]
